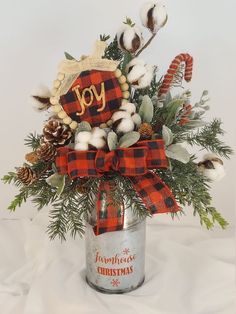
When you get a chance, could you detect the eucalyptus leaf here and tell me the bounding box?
[51,163,58,173]
[119,131,140,148]
[76,121,92,133]
[163,91,172,106]
[107,131,118,151]
[165,99,185,125]
[185,120,207,128]
[56,175,66,196]
[64,52,76,60]
[121,52,132,72]
[166,144,190,164]
[138,95,154,123]
[162,125,174,146]
[46,173,66,188]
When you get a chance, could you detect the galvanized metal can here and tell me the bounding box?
[85,206,146,294]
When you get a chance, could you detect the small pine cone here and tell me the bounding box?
[76,185,89,194]
[17,167,37,185]
[43,119,72,147]
[76,179,90,194]
[25,152,39,164]
[138,123,154,140]
[153,117,165,133]
[36,142,56,161]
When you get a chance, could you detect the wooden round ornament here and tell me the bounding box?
[50,41,130,129]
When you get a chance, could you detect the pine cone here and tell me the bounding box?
[76,185,89,194]
[42,119,72,147]
[17,167,37,185]
[153,117,165,133]
[25,152,39,164]
[138,123,154,140]
[76,179,90,194]
[36,142,56,162]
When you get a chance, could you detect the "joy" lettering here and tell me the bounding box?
[72,83,106,116]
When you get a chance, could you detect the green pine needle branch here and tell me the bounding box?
[156,158,229,230]
[185,119,233,158]
[24,133,41,150]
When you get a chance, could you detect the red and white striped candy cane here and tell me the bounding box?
[158,53,193,96]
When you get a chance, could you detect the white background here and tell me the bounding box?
[0,0,235,224]
[0,1,235,314]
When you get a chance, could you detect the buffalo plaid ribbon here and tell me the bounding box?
[60,70,123,126]
[56,139,179,235]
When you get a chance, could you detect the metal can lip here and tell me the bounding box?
[86,276,145,294]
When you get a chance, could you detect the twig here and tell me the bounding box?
[135,33,157,57]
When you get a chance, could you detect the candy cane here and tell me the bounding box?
[158,53,193,96]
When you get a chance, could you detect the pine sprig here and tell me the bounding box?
[156,158,229,229]
[2,172,18,185]
[47,178,100,240]
[7,190,29,211]
[24,133,41,150]
[47,200,68,241]
[103,37,124,61]
[116,175,151,220]
[207,207,229,229]
[186,119,233,158]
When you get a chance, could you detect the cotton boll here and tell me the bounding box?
[126,58,146,83]
[152,3,168,31]
[31,84,51,98]
[31,84,52,111]
[140,2,168,33]
[136,65,155,89]
[111,110,131,122]
[126,58,146,68]
[198,154,225,182]
[202,153,222,162]
[75,131,92,143]
[89,137,106,149]
[91,127,107,139]
[119,102,136,114]
[132,113,142,127]
[199,165,225,182]
[117,25,143,53]
[127,65,146,84]
[116,118,135,133]
[74,142,89,151]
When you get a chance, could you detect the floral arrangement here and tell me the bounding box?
[2,2,233,240]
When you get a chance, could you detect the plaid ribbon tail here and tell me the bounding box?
[128,172,180,214]
[93,180,124,236]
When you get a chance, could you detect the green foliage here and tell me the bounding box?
[157,99,185,127]
[118,131,140,148]
[119,51,132,73]
[2,172,18,185]
[123,17,135,27]
[47,178,100,240]
[156,158,229,229]
[103,37,124,61]
[185,119,233,158]
[113,175,151,220]
[138,95,154,123]
[24,133,41,150]
[7,190,29,211]
[99,34,110,42]
[64,52,77,61]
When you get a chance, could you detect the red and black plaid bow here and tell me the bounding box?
[56,139,179,235]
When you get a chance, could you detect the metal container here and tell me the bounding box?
[85,205,146,294]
